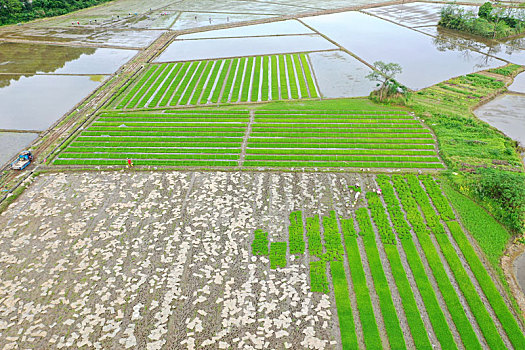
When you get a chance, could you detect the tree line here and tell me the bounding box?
[0,0,113,25]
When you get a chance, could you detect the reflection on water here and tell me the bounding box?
[0,42,137,77]
[302,11,505,90]
[474,94,525,148]
[155,34,337,61]
[0,75,103,131]
[516,251,525,295]
[0,132,38,166]
[419,27,525,65]
[309,51,376,98]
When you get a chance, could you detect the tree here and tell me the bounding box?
[478,2,493,19]
[365,61,403,102]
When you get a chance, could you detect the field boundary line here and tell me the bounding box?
[239,111,255,167]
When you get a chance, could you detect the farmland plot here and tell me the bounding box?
[2,171,523,349]
[54,109,443,170]
[110,53,319,109]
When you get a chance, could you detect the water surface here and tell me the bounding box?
[509,73,525,93]
[179,19,313,39]
[302,11,504,90]
[0,132,38,167]
[516,251,525,296]
[170,12,272,31]
[0,42,137,75]
[0,75,104,131]
[309,51,376,98]
[156,34,337,61]
[474,94,525,148]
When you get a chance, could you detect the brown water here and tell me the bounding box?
[309,50,376,98]
[0,75,104,131]
[0,132,38,167]
[0,42,137,75]
[155,34,337,61]
[302,11,505,90]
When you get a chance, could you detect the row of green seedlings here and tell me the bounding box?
[113,53,318,110]
[251,229,287,269]
[244,161,444,169]
[417,176,525,349]
[53,159,239,166]
[380,174,525,349]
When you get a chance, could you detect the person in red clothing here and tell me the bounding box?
[127,158,133,168]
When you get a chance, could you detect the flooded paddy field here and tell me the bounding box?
[509,72,525,93]
[0,42,137,75]
[0,132,38,166]
[309,51,377,98]
[0,27,163,49]
[0,74,105,131]
[474,94,525,152]
[302,11,505,90]
[170,12,273,31]
[155,35,337,62]
[178,19,313,39]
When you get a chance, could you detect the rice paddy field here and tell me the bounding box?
[53,108,443,170]
[109,53,319,110]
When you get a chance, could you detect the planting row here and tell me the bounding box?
[111,53,319,109]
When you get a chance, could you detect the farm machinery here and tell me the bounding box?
[11,151,33,170]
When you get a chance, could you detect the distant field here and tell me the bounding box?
[109,53,319,109]
[54,109,443,169]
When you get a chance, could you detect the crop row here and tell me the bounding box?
[306,215,323,260]
[310,260,329,293]
[322,212,344,262]
[385,175,485,349]
[53,159,238,166]
[60,153,240,160]
[288,211,305,255]
[245,155,440,163]
[244,161,444,169]
[269,242,287,269]
[112,53,319,110]
[63,147,240,155]
[356,207,406,349]
[252,229,269,256]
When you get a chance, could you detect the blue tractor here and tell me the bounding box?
[11,151,33,170]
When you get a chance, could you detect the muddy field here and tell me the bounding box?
[0,171,375,349]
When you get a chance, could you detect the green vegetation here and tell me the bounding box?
[252,229,269,256]
[112,54,320,110]
[269,242,287,269]
[310,260,329,293]
[288,211,305,255]
[408,66,524,234]
[306,215,323,259]
[0,0,113,26]
[330,260,359,349]
[440,3,525,39]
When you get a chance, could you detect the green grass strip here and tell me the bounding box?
[446,221,525,349]
[294,54,309,98]
[343,229,383,349]
[199,60,223,104]
[168,61,197,106]
[269,242,287,269]
[310,260,329,293]
[330,260,359,350]
[149,63,181,107]
[289,211,305,255]
[300,53,318,98]
[434,231,507,349]
[271,55,279,100]
[278,55,289,99]
[180,61,207,105]
[356,207,406,349]
[230,58,246,103]
[261,56,269,102]
[252,229,269,255]
[190,60,214,105]
[385,175,483,349]
[322,211,344,261]
[286,54,299,99]
[159,61,190,106]
[127,65,162,109]
[306,215,323,259]
[137,64,172,108]
[117,65,157,109]
[210,59,231,103]
[251,56,262,102]
[241,57,254,102]
[220,59,238,103]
